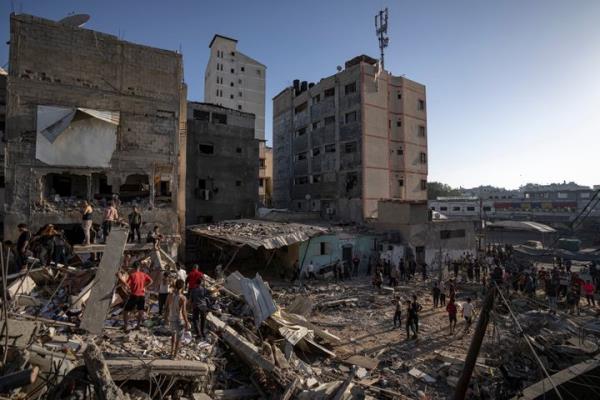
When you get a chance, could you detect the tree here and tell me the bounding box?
[427,181,461,200]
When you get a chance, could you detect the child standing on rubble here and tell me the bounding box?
[165,279,190,359]
[158,271,171,315]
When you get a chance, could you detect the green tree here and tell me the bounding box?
[427,181,461,200]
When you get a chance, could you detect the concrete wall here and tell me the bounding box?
[185,102,258,224]
[4,14,185,241]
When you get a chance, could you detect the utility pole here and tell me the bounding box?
[374,8,389,70]
[453,286,496,400]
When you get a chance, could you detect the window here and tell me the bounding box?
[216,76,219,84]
[397,92,402,99]
[581,192,591,199]
[230,94,234,99]
[312,121,321,130]
[197,179,206,190]
[230,82,234,87]
[212,113,227,124]
[452,206,461,211]
[241,66,245,72]
[199,144,214,154]
[313,94,321,104]
[238,91,243,97]
[294,102,308,114]
[345,111,357,124]
[396,120,402,127]
[238,105,242,110]
[312,174,322,183]
[294,176,309,185]
[257,69,261,76]
[440,206,448,211]
[325,144,336,153]
[466,207,475,211]
[557,192,568,199]
[345,82,356,95]
[238,79,242,84]
[235,180,242,187]
[420,179,427,190]
[216,89,220,97]
[418,99,426,110]
[324,87,335,98]
[344,141,357,153]
[259,178,264,187]
[388,120,391,129]
[312,147,321,157]
[231,68,235,74]
[231,51,236,56]
[398,178,404,187]
[396,147,403,155]
[324,116,335,125]
[193,110,210,121]
[295,127,306,137]
[236,147,242,154]
[259,158,266,168]
[420,152,427,163]
[296,152,307,161]
[320,242,331,255]
[419,125,426,136]
[483,206,492,212]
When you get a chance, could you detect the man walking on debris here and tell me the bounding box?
[81,200,93,246]
[406,300,417,339]
[411,294,423,335]
[16,223,32,271]
[165,279,190,359]
[187,264,204,294]
[352,254,360,276]
[191,279,211,339]
[128,206,142,243]
[119,262,153,331]
[399,258,406,281]
[439,280,446,306]
[307,260,317,280]
[102,201,119,242]
[462,297,474,332]
[158,271,171,315]
[546,276,559,315]
[393,296,402,329]
[447,298,458,335]
[432,281,441,308]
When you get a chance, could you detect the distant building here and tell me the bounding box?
[259,146,273,207]
[185,102,259,225]
[0,68,6,237]
[273,55,428,222]
[203,34,267,205]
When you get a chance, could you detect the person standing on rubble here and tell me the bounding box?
[176,263,187,283]
[446,298,458,335]
[474,258,481,283]
[165,279,190,359]
[583,280,596,307]
[352,254,360,277]
[118,262,153,331]
[399,258,406,282]
[546,277,559,315]
[307,260,317,280]
[462,297,474,332]
[127,206,142,243]
[81,201,93,246]
[411,294,423,335]
[191,279,211,339]
[146,225,164,250]
[393,296,402,329]
[439,280,446,306]
[405,300,417,339]
[566,286,580,315]
[16,223,32,270]
[102,201,119,242]
[432,281,441,308]
[187,264,204,294]
[158,271,171,315]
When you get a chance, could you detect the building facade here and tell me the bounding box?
[273,55,428,222]
[186,102,258,225]
[259,146,273,207]
[4,14,186,240]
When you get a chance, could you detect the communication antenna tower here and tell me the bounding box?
[375,8,389,69]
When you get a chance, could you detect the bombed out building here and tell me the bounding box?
[3,14,186,241]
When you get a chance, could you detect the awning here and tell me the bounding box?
[187,219,328,250]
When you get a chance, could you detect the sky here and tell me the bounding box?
[1,0,599,190]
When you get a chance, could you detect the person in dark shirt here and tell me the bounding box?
[190,281,211,339]
[128,206,142,243]
[16,223,32,271]
[393,296,402,329]
[411,294,423,335]
[432,282,441,308]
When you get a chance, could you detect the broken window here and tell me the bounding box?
[397,92,402,99]
[312,174,322,183]
[320,242,331,255]
[398,178,404,187]
[241,67,245,72]
[155,178,171,199]
[312,121,321,130]
[236,147,243,154]
[230,94,234,99]
[418,99,426,110]
[324,87,335,98]
[420,179,427,190]
[440,206,448,211]
[294,176,309,185]
[198,179,207,190]
[259,178,264,187]
[483,206,492,212]
[212,113,227,124]
[345,82,356,95]
[294,102,308,114]
[119,174,150,202]
[230,82,234,87]
[324,116,335,125]
[199,143,215,155]
[44,173,87,200]
[296,152,307,161]
[420,152,427,163]
[259,158,266,168]
[238,105,242,110]
[396,147,403,155]
[345,111,357,124]
[312,147,321,157]
[467,206,475,211]
[295,127,306,137]
[440,229,465,239]
[345,172,358,192]
[193,110,210,121]
[325,144,336,153]
[231,68,235,74]
[453,206,461,211]
[344,141,357,153]
[419,125,426,136]
[396,120,402,127]
[235,180,242,187]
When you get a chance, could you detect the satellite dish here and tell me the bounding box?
[58,14,90,27]
[336,65,342,72]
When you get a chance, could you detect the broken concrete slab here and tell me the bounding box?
[80,228,128,334]
[7,275,36,300]
[0,319,40,348]
[340,355,379,370]
[104,358,215,381]
[286,296,313,317]
[408,367,436,384]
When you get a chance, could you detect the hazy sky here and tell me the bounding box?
[1,0,598,189]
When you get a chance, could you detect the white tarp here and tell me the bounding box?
[36,105,119,168]
[225,272,277,326]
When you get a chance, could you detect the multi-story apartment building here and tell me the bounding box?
[259,146,273,207]
[203,35,269,206]
[186,102,259,224]
[273,55,428,222]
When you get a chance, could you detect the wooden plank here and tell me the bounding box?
[104,358,214,381]
[80,228,128,334]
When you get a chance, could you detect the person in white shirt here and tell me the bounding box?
[307,261,317,280]
[176,264,187,284]
[462,297,475,332]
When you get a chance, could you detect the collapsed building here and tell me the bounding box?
[3,14,187,241]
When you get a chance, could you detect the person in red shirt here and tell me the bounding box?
[187,264,204,292]
[118,262,153,331]
[446,299,458,335]
[583,281,596,307]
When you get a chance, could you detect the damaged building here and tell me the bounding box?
[3,14,186,240]
[185,102,259,226]
[273,55,428,223]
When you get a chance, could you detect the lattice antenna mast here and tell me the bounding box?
[375,8,389,70]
